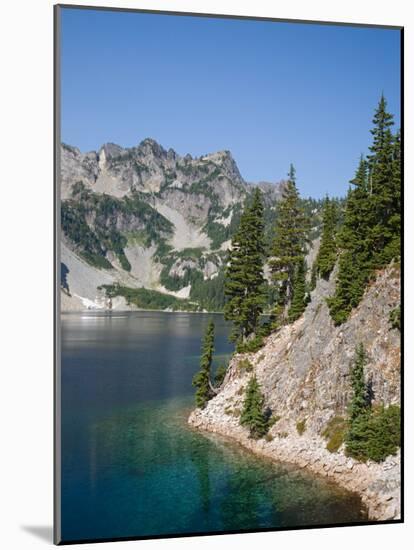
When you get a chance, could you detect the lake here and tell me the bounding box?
[60,311,366,542]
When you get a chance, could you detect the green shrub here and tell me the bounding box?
[267,415,281,428]
[80,251,112,270]
[154,239,173,259]
[236,335,265,353]
[117,251,131,271]
[345,405,401,462]
[322,416,348,453]
[238,358,253,372]
[296,419,307,435]
[389,306,401,331]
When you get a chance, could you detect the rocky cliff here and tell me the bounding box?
[60,139,293,311]
[189,264,401,520]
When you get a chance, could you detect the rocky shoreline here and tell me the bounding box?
[188,407,400,521]
[188,265,401,521]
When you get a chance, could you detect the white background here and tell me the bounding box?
[0,0,412,548]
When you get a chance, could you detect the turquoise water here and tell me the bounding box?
[60,311,367,542]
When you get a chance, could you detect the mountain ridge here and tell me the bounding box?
[60,138,297,311]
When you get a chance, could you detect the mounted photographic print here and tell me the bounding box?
[54,4,403,545]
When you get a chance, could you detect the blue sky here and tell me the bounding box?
[60,7,401,198]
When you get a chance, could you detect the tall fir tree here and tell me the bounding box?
[367,94,400,266]
[363,405,401,462]
[345,343,400,462]
[315,197,338,280]
[345,343,370,460]
[288,257,308,322]
[224,188,266,343]
[388,128,402,259]
[328,97,401,325]
[327,157,372,325]
[192,320,215,408]
[348,343,369,421]
[391,128,401,219]
[270,164,308,323]
[240,375,268,439]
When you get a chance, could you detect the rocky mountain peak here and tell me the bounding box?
[167,148,177,161]
[100,142,125,159]
[62,142,81,157]
[138,138,168,159]
[200,149,244,185]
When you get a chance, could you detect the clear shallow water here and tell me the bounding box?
[60,311,367,542]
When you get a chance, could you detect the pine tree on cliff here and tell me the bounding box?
[344,343,401,462]
[365,405,401,462]
[367,95,400,266]
[192,320,215,408]
[327,98,401,325]
[345,343,401,462]
[270,164,308,323]
[224,188,266,343]
[315,197,338,280]
[391,128,402,244]
[327,157,372,325]
[349,343,369,421]
[240,375,268,439]
[288,257,308,322]
[345,343,370,460]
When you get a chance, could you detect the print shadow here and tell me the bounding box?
[21,525,53,543]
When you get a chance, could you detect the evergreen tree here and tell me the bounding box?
[315,197,338,280]
[367,95,400,265]
[348,343,369,421]
[389,128,401,258]
[364,405,401,462]
[224,188,266,343]
[270,164,308,322]
[328,97,401,325]
[345,343,369,459]
[345,343,401,462]
[192,320,215,408]
[327,157,372,325]
[309,262,318,292]
[240,375,268,439]
[288,257,308,322]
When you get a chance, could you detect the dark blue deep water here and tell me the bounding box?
[60,311,366,542]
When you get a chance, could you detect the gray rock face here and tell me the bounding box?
[161,188,212,226]
[255,264,400,431]
[61,144,99,199]
[255,180,289,205]
[189,264,401,520]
